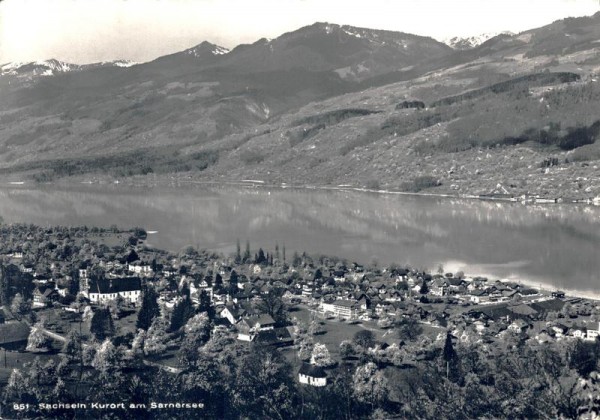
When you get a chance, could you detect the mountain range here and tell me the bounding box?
[1,13,600,199]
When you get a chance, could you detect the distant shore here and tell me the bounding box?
[4,176,600,207]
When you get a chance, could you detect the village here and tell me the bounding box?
[0,222,599,418]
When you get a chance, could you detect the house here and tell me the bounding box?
[468,304,512,323]
[254,327,294,348]
[33,285,59,308]
[332,271,346,282]
[298,363,327,387]
[473,320,487,334]
[321,299,359,319]
[221,304,246,325]
[247,314,276,331]
[551,290,566,299]
[571,326,587,339]
[430,278,448,296]
[128,262,153,276]
[85,277,142,305]
[355,294,370,310]
[302,283,314,297]
[508,303,538,320]
[586,322,600,341]
[508,319,530,333]
[550,324,568,338]
[56,285,70,298]
[21,263,34,274]
[0,322,31,350]
[470,289,489,304]
[386,290,403,302]
[11,251,23,259]
[236,314,276,341]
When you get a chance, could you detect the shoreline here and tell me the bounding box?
[5,177,600,208]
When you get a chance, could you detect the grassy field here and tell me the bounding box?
[290,305,390,358]
[114,309,139,336]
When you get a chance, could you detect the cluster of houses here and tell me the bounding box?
[4,229,600,389]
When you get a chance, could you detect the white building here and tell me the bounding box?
[299,364,327,387]
[321,299,358,319]
[85,277,142,305]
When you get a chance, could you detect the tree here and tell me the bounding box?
[201,327,233,356]
[0,264,9,306]
[214,273,223,288]
[257,291,288,326]
[443,331,458,381]
[179,353,225,417]
[10,293,31,319]
[107,294,125,320]
[569,339,598,377]
[352,362,388,410]
[136,286,160,331]
[311,343,334,367]
[4,368,37,406]
[229,270,239,296]
[131,329,146,357]
[126,249,139,263]
[82,342,98,366]
[92,339,121,373]
[292,252,302,268]
[340,340,355,360]
[26,323,52,353]
[90,308,115,341]
[169,297,195,332]
[52,378,69,403]
[178,313,211,367]
[377,316,393,329]
[232,348,297,419]
[386,343,407,366]
[297,339,313,362]
[353,330,375,350]
[62,331,83,363]
[255,248,266,265]
[235,239,242,263]
[307,319,324,336]
[419,280,429,295]
[144,317,169,356]
[243,240,251,263]
[198,290,215,320]
[397,317,424,341]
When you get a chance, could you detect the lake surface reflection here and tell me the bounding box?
[0,184,599,292]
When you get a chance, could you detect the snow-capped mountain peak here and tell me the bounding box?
[0,59,139,78]
[185,41,230,58]
[107,60,138,68]
[0,59,79,77]
[442,32,514,50]
[212,46,230,55]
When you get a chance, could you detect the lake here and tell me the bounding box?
[0,183,599,294]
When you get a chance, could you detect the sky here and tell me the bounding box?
[0,0,599,64]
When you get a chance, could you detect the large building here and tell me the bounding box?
[84,277,142,305]
[321,299,359,319]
